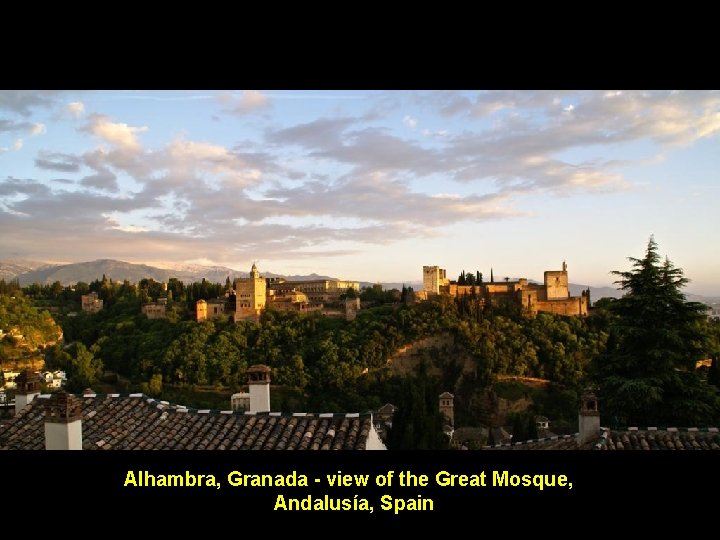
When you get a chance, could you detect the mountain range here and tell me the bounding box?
[1,259,718,304]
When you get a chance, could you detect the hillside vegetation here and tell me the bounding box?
[0,290,62,370]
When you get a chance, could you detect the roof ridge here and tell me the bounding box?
[610,426,720,432]
[482,433,578,450]
[37,393,374,418]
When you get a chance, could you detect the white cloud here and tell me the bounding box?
[403,115,417,128]
[13,138,22,150]
[168,138,228,161]
[31,123,46,135]
[84,114,147,151]
[66,101,85,118]
[219,90,270,115]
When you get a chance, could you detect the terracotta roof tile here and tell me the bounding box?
[484,427,720,450]
[0,394,375,451]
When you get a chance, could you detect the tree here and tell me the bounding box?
[593,237,720,426]
[63,342,104,392]
[148,373,163,395]
[708,356,720,390]
[343,287,358,299]
[510,411,539,443]
[386,373,447,450]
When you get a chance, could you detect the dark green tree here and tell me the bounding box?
[386,373,447,450]
[58,342,104,392]
[593,237,720,426]
[708,356,720,390]
[511,413,527,442]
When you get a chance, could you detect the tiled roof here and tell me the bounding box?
[485,433,582,450]
[376,403,397,416]
[483,427,720,450]
[595,427,720,451]
[0,394,375,450]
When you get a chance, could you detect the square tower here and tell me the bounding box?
[423,266,448,294]
[235,263,267,320]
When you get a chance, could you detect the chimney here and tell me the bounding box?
[247,364,271,412]
[44,391,83,450]
[15,370,41,415]
[577,391,600,444]
[439,392,454,426]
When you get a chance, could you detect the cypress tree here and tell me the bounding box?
[593,236,720,426]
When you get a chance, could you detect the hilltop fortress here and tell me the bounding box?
[418,262,589,317]
[197,263,360,323]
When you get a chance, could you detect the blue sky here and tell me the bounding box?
[1,90,718,294]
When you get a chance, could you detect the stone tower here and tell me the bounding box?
[544,261,569,300]
[196,299,208,322]
[423,266,448,294]
[235,263,267,321]
[577,391,600,444]
[439,391,454,426]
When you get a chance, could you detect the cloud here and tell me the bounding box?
[4,90,719,268]
[0,177,53,197]
[0,119,36,134]
[35,152,82,173]
[0,120,45,136]
[0,91,62,116]
[268,116,355,149]
[66,101,85,118]
[80,169,118,191]
[219,90,270,115]
[415,91,474,116]
[403,115,417,128]
[262,172,518,227]
[83,114,147,150]
[13,139,22,150]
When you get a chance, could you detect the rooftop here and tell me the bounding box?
[484,427,720,450]
[0,393,375,450]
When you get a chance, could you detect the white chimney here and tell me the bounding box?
[247,364,271,412]
[14,370,41,415]
[577,391,600,444]
[230,392,250,411]
[44,391,83,450]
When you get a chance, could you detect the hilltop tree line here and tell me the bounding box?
[22,274,225,317]
[40,280,613,413]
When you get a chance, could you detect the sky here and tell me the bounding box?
[0,90,719,294]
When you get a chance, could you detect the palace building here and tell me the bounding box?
[420,262,589,317]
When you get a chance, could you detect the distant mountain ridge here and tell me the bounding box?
[1,259,341,287]
[0,259,52,281]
